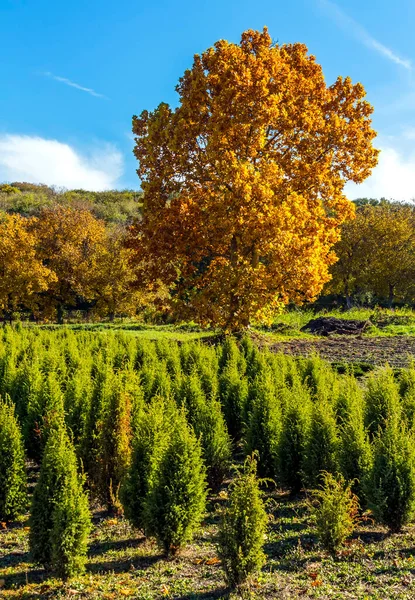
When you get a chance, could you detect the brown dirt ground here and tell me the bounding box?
[268,335,415,368]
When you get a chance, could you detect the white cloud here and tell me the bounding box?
[43,72,106,98]
[319,0,412,70]
[346,145,415,201]
[0,135,123,191]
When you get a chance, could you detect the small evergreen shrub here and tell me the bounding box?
[24,370,64,460]
[96,379,132,512]
[278,384,311,494]
[245,371,281,479]
[217,456,268,588]
[79,361,113,485]
[338,393,372,503]
[299,354,339,404]
[0,398,27,521]
[364,420,415,532]
[399,363,415,429]
[304,400,339,488]
[121,396,171,531]
[309,472,359,554]
[219,361,248,441]
[144,409,207,555]
[29,421,91,577]
[179,374,231,491]
[365,368,402,438]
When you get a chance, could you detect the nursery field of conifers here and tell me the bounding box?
[3,328,415,598]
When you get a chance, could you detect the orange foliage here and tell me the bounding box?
[130,28,378,330]
[0,214,56,318]
[33,206,107,320]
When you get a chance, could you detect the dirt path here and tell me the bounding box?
[269,335,415,368]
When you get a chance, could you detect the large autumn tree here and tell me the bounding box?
[130,27,378,330]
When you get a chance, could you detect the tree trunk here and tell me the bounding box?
[57,304,64,325]
[388,284,395,308]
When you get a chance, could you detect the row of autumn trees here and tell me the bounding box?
[2,189,414,324]
[0,206,165,322]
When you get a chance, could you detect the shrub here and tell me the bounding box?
[338,390,372,503]
[29,421,91,577]
[217,456,268,588]
[278,384,311,494]
[24,370,64,460]
[96,379,133,511]
[245,370,281,479]
[219,360,248,441]
[144,409,207,555]
[399,363,415,429]
[309,472,359,554]
[64,367,92,447]
[364,420,415,532]
[121,396,171,531]
[0,398,27,521]
[299,354,339,403]
[304,400,339,488]
[79,361,113,484]
[180,374,231,491]
[365,368,402,438]
[219,337,246,374]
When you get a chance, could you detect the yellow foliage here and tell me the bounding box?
[33,206,107,320]
[130,27,378,330]
[329,202,415,305]
[0,213,56,318]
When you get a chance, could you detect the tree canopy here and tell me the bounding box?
[130,27,378,330]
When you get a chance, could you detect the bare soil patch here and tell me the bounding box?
[269,335,415,368]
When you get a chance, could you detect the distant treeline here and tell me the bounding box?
[0,182,143,225]
[0,183,414,322]
[0,183,168,323]
[327,198,415,308]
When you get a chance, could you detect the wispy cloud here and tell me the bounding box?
[319,0,412,70]
[43,71,106,98]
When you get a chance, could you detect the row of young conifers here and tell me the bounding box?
[1,328,415,583]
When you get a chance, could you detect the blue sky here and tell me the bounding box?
[1,0,414,198]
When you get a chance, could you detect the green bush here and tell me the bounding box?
[338,387,372,503]
[399,363,415,430]
[304,400,339,488]
[179,374,231,491]
[219,360,248,441]
[309,472,359,554]
[24,370,64,460]
[219,337,246,374]
[217,456,268,588]
[0,398,27,521]
[278,384,311,494]
[365,368,402,438]
[144,409,207,555]
[245,370,281,479]
[365,420,415,532]
[121,397,171,531]
[96,377,133,511]
[299,354,339,403]
[79,361,113,485]
[29,421,91,577]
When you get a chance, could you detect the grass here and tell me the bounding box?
[3,489,415,599]
[16,306,415,344]
[39,322,219,343]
